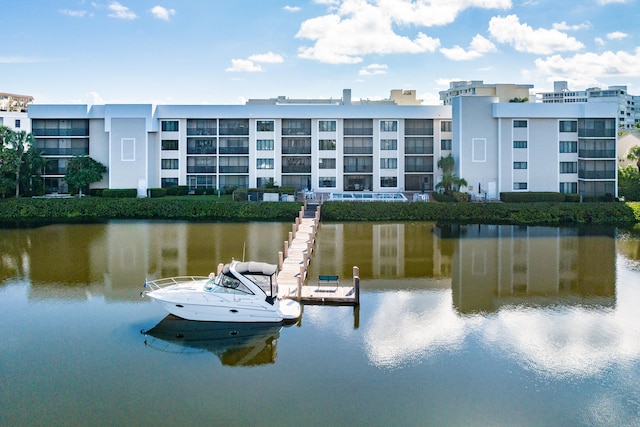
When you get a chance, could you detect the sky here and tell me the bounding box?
[2,0,639,106]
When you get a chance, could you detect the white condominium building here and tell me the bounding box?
[27,89,618,199]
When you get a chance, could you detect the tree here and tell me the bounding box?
[626,145,640,175]
[8,130,32,197]
[65,155,107,196]
[435,154,468,195]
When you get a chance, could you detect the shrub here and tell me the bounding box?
[166,185,189,196]
[500,192,566,203]
[149,188,167,198]
[101,189,137,198]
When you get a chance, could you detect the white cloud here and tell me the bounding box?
[535,47,640,84]
[60,9,89,17]
[596,0,629,4]
[0,56,48,64]
[283,5,301,12]
[296,3,440,64]
[248,52,284,63]
[376,0,512,27]
[359,63,388,76]
[150,6,176,21]
[440,34,497,61]
[607,31,628,40]
[489,14,584,54]
[226,59,264,72]
[83,91,105,106]
[552,21,591,31]
[107,2,137,20]
[595,37,605,46]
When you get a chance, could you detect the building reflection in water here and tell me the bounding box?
[436,224,616,314]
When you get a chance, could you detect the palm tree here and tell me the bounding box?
[627,145,640,175]
[435,154,468,195]
[9,130,32,197]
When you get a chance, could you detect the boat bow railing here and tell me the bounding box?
[142,275,211,295]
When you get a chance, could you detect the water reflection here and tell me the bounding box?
[142,315,281,366]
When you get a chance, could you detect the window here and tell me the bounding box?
[162,121,179,132]
[161,178,178,188]
[319,158,336,169]
[578,119,616,137]
[380,158,397,169]
[380,120,397,132]
[513,141,527,148]
[256,139,274,150]
[381,139,397,150]
[319,120,336,132]
[256,158,274,169]
[344,137,373,154]
[15,119,20,128]
[381,177,397,187]
[219,119,249,136]
[513,120,527,128]
[187,119,216,135]
[559,121,577,132]
[441,139,452,150]
[405,137,433,154]
[162,140,178,150]
[560,161,577,173]
[513,162,527,169]
[441,121,452,132]
[257,121,274,132]
[559,182,577,193]
[161,159,179,170]
[344,119,373,135]
[319,177,336,187]
[319,139,336,150]
[513,182,528,190]
[559,141,577,153]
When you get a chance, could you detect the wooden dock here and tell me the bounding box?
[277,202,359,305]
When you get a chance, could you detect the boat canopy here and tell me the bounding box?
[224,261,278,277]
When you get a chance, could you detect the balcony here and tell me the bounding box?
[578,150,615,159]
[405,165,434,173]
[578,171,615,180]
[282,165,311,174]
[219,147,249,154]
[32,128,89,137]
[219,127,249,136]
[344,165,373,173]
[405,128,432,136]
[40,147,89,156]
[187,147,216,155]
[344,147,373,155]
[187,128,217,136]
[219,166,249,174]
[282,146,311,155]
[344,128,373,136]
[282,128,311,136]
[187,166,216,173]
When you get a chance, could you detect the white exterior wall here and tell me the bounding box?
[0,111,30,133]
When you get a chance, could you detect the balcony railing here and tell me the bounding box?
[219,127,249,136]
[405,165,434,173]
[32,129,89,137]
[282,128,311,136]
[343,128,373,136]
[44,167,67,175]
[282,165,311,174]
[187,166,216,173]
[344,147,373,154]
[578,150,615,159]
[578,171,615,179]
[187,147,216,155]
[282,146,311,155]
[187,128,217,136]
[344,165,373,173]
[39,147,89,156]
[218,166,249,173]
[218,147,249,154]
[405,128,432,136]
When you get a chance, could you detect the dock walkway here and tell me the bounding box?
[278,202,359,305]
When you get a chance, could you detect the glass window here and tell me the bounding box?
[161,178,178,188]
[318,120,336,132]
[344,119,373,135]
[513,162,527,169]
[161,159,179,170]
[513,182,527,190]
[559,121,577,132]
[441,121,452,132]
[257,139,274,150]
[319,177,336,188]
[441,139,452,150]
[560,161,577,173]
[15,119,20,128]
[319,139,336,150]
[257,121,274,132]
[513,120,527,128]
[380,158,397,169]
[319,158,336,169]
[559,141,577,153]
[381,177,397,187]
[162,140,178,150]
[380,121,397,132]
[513,141,527,148]
[256,158,274,169]
[162,121,179,132]
[381,139,397,150]
[559,182,577,193]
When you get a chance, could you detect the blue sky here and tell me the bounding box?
[3,0,639,105]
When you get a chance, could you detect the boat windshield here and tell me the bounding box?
[243,273,276,297]
[205,273,254,295]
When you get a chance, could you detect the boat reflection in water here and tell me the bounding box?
[142,315,282,366]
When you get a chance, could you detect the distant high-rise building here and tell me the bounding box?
[439,81,533,105]
[0,92,34,112]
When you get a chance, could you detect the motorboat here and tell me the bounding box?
[142,260,301,323]
[142,315,282,366]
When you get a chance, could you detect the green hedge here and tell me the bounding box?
[101,189,138,198]
[149,188,167,198]
[320,201,640,225]
[0,198,302,223]
[500,192,567,202]
[166,185,189,196]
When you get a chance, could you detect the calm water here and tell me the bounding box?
[1,220,640,426]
